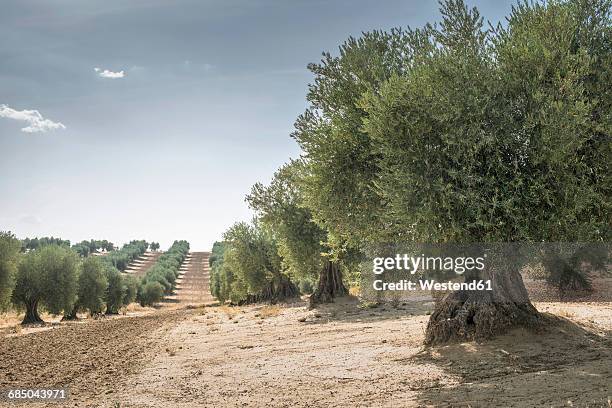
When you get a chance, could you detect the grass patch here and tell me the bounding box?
[258,305,281,319]
[219,305,240,319]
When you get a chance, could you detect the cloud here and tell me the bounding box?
[94,67,125,79]
[0,104,66,133]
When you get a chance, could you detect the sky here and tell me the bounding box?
[0,0,514,251]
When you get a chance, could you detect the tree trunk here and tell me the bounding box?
[62,304,79,321]
[424,249,540,345]
[21,299,43,325]
[271,274,299,302]
[238,274,299,305]
[106,309,119,315]
[309,260,348,308]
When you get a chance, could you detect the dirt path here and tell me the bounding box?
[111,300,610,408]
[1,300,610,407]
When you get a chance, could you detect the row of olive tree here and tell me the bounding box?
[209,222,299,305]
[103,240,149,271]
[213,0,610,344]
[0,233,149,324]
[138,240,190,306]
[21,236,71,252]
[71,239,116,257]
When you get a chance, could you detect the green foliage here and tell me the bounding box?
[123,274,140,306]
[209,241,226,301]
[292,27,418,248]
[246,161,326,281]
[102,240,149,271]
[298,278,314,295]
[0,232,21,311]
[224,222,280,295]
[139,281,164,306]
[104,266,125,314]
[212,222,298,304]
[72,239,115,257]
[77,256,108,315]
[149,242,160,251]
[293,0,610,247]
[12,245,79,317]
[138,240,189,304]
[21,236,70,252]
[542,244,609,294]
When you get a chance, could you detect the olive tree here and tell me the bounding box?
[12,245,79,324]
[0,232,21,311]
[123,274,140,305]
[221,221,298,304]
[104,266,125,314]
[360,0,610,343]
[247,161,347,306]
[292,0,609,343]
[139,281,164,306]
[77,256,108,315]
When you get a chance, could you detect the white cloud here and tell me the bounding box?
[0,104,66,133]
[94,67,125,79]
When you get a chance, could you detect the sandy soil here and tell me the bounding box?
[1,298,609,408]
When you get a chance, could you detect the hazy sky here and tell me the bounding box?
[0,0,514,250]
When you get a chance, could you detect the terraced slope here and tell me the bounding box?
[123,251,163,277]
[165,251,214,304]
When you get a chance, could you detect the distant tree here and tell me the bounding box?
[102,240,148,271]
[22,237,71,252]
[76,257,108,316]
[72,243,91,258]
[209,241,226,301]
[139,281,164,306]
[150,242,160,252]
[12,245,78,324]
[542,244,609,295]
[139,240,189,300]
[0,232,21,312]
[104,266,125,314]
[123,274,140,306]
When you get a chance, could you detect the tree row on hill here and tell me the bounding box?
[0,232,173,324]
[212,0,610,344]
[103,240,149,271]
[138,240,190,306]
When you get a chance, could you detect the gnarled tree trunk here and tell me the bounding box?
[62,304,79,321]
[425,250,540,345]
[21,298,43,325]
[238,274,299,305]
[309,260,348,307]
[272,274,299,302]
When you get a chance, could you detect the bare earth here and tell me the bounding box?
[0,298,610,408]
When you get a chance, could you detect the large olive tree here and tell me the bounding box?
[294,0,610,343]
[12,245,79,324]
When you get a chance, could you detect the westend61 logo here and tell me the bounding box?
[371,253,492,292]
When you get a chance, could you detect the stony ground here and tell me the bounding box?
[0,298,610,408]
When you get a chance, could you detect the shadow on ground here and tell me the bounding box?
[409,315,612,407]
